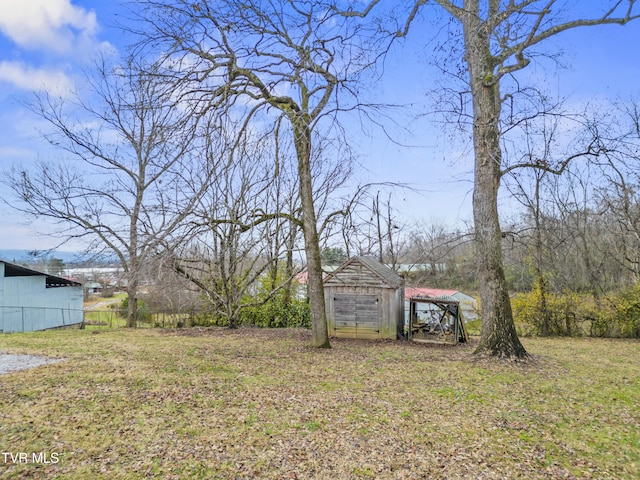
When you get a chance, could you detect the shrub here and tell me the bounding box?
[511,288,597,337]
[239,297,310,328]
[512,285,640,338]
[100,287,115,298]
[119,295,151,324]
[602,284,640,338]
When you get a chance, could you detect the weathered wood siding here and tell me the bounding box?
[324,257,405,340]
[325,285,403,339]
[393,286,405,339]
[326,289,402,338]
[324,262,390,289]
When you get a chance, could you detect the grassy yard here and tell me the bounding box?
[83,293,127,329]
[0,328,638,479]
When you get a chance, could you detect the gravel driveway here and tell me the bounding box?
[0,352,65,374]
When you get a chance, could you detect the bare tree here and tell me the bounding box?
[592,101,640,283]
[344,0,639,358]
[502,102,591,334]
[262,141,303,309]
[508,166,557,334]
[335,189,408,270]
[170,135,301,328]
[4,58,210,327]
[133,0,384,347]
[167,117,354,328]
[401,220,477,291]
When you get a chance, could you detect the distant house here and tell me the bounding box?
[404,287,479,324]
[85,282,103,294]
[0,260,83,333]
[323,256,405,340]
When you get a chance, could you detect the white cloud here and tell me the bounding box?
[0,61,74,96]
[0,0,98,54]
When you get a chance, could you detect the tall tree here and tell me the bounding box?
[345,0,639,358]
[135,0,382,347]
[4,58,210,327]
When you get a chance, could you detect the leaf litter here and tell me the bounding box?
[0,327,637,479]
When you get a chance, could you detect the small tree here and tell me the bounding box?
[320,247,348,267]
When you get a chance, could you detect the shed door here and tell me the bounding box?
[334,294,380,337]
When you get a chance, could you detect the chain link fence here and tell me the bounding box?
[0,306,84,333]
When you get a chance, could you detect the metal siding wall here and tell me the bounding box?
[5,276,44,307]
[2,277,36,332]
[0,263,3,332]
[1,308,21,333]
[0,267,83,332]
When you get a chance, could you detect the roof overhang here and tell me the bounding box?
[2,261,81,287]
[409,295,459,305]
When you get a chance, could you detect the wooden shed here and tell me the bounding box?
[323,256,404,339]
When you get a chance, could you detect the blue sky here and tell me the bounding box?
[1,0,639,252]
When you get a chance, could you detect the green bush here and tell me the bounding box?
[238,268,310,328]
[601,284,640,338]
[164,298,311,329]
[190,312,230,328]
[239,297,310,328]
[511,284,640,338]
[147,299,310,330]
[119,295,151,323]
[511,286,586,336]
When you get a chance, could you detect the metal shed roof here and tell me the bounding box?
[409,294,459,305]
[2,260,81,287]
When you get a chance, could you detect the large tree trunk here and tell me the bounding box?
[128,188,142,328]
[472,147,526,357]
[127,276,139,328]
[463,3,527,358]
[293,117,331,348]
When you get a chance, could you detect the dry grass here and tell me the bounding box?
[0,328,638,479]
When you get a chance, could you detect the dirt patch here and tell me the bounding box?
[0,329,637,479]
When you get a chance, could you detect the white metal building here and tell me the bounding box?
[0,260,83,333]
